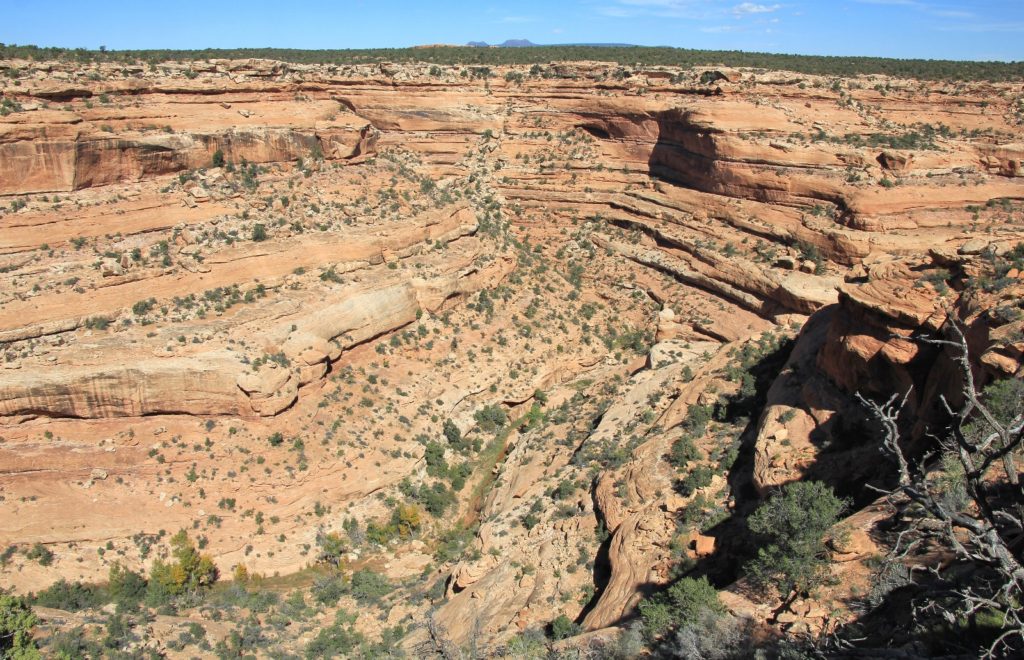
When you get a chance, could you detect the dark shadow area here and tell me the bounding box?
[582,334,799,635]
[577,124,611,140]
[574,481,615,625]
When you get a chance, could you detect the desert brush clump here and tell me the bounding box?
[745,481,846,600]
[145,530,218,606]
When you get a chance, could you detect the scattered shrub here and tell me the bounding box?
[107,562,147,608]
[0,593,38,657]
[639,575,724,640]
[549,614,581,640]
[669,435,701,470]
[349,569,391,605]
[146,530,218,606]
[32,579,103,611]
[745,481,845,598]
[474,404,507,434]
[25,542,54,566]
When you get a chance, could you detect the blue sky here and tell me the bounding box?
[2,1,1022,61]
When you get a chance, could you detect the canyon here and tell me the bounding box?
[0,54,1022,656]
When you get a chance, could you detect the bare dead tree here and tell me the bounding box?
[855,318,1024,658]
[424,612,463,659]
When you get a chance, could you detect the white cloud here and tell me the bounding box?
[731,3,781,16]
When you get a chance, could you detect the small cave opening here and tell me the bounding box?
[579,124,611,140]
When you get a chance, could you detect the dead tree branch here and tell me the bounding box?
[856,317,1023,658]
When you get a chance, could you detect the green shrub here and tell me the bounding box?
[0,593,39,657]
[25,542,53,566]
[48,626,101,658]
[131,298,156,316]
[102,612,135,651]
[474,404,507,434]
[311,575,345,606]
[522,513,540,530]
[146,530,218,606]
[505,629,548,659]
[745,481,845,597]
[213,622,265,658]
[668,435,701,469]
[319,266,344,283]
[424,441,448,477]
[678,465,714,495]
[107,563,147,608]
[639,575,724,640]
[306,610,363,658]
[970,377,1024,431]
[448,462,472,491]
[84,316,111,331]
[551,479,576,500]
[442,419,468,452]
[32,579,103,611]
[683,404,714,437]
[921,268,952,293]
[417,482,455,517]
[365,521,393,546]
[349,569,391,605]
[433,526,475,564]
[549,614,581,640]
[213,584,278,613]
[251,223,267,242]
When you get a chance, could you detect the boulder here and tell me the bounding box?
[959,238,989,256]
[101,260,123,277]
[877,150,912,172]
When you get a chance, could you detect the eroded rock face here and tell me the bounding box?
[0,56,1022,655]
[752,250,1024,495]
[0,355,247,417]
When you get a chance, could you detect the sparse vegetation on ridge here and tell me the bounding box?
[1,43,1022,80]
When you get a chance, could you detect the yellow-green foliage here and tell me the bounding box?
[149,530,218,597]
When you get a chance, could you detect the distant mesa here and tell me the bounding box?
[465,39,638,48]
[499,39,536,48]
[466,39,537,48]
